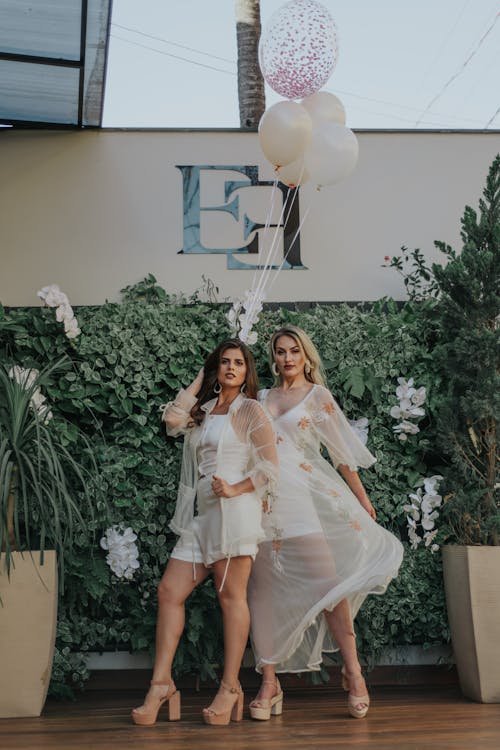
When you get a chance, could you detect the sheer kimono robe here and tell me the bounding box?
[248,384,404,673]
[163,390,278,575]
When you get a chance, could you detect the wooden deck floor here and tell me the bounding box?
[1,685,500,750]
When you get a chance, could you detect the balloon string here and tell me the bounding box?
[248,180,304,315]
[249,177,279,295]
[247,185,292,315]
[267,201,312,294]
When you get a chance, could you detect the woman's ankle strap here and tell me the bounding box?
[220,679,242,694]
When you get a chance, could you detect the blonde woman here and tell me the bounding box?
[132,339,278,727]
[248,325,403,720]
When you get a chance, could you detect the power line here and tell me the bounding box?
[112,22,236,65]
[110,34,237,76]
[415,11,500,126]
[484,103,500,128]
[417,0,472,91]
[332,88,486,126]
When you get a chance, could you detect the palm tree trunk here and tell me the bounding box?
[235,0,266,128]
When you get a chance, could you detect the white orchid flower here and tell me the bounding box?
[55,303,74,323]
[349,417,369,445]
[411,387,427,406]
[423,475,443,495]
[393,420,420,436]
[396,378,416,400]
[64,317,81,339]
[8,366,52,422]
[38,284,69,308]
[37,284,81,339]
[421,495,442,515]
[424,529,439,546]
[403,504,420,520]
[100,526,140,580]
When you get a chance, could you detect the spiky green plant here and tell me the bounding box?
[0,360,99,586]
[387,155,499,544]
[431,155,499,545]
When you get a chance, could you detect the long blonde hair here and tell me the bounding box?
[270,325,326,386]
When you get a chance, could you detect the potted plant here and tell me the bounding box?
[387,154,499,702]
[0,360,99,717]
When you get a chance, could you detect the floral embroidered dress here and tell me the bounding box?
[163,390,278,571]
[248,384,404,673]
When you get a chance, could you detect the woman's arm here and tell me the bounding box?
[337,464,377,520]
[211,475,255,498]
[309,386,376,471]
[162,367,204,435]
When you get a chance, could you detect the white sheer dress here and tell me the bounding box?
[248,384,404,673]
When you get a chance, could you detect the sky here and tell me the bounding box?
[103,0,500,130]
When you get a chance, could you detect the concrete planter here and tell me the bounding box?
[0,551,58,717]
[442,545,500,703]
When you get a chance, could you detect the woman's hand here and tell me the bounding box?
[211,474,239,499]
[358,495,376,520]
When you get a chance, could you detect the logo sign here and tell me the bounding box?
[176,165,305,269]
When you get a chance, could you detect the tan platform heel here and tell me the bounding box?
[131,680,181,725]
[341,667,370,719]
[202,680,244,725]
[249,678,283,720]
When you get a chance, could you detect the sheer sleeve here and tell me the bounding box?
[161,389,198,437]
[307,386,376,471]
[232,399,279,494]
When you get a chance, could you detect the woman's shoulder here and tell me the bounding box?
[308,383,333,401]
[305,384,337,413]
[257,388,270,402]
[237,395,270,422]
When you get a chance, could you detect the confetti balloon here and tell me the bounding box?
[259,0,338,100]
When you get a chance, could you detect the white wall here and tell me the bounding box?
[1,128,499,306]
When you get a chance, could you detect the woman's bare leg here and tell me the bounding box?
[203,555,252,715]
[251,664,280,705]
[324,599,367,697]
[133,558,208,715]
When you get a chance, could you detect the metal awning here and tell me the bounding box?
[0,0,112,127]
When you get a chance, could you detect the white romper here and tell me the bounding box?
[163,390,278,571]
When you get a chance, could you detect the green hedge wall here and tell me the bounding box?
[0,282,449,696]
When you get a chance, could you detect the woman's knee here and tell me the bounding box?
[217,586,248,611]
[158,578,184,606]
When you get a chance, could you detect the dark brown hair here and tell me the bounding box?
[190,338,258,425]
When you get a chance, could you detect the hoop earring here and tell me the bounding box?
[304,360,312,375]
[272,362,280,377]
[240,382,247,393]
[214,381,222,394]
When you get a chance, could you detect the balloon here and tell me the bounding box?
[301,91,346,126]
[259,0,338,100]
[304,123,359,187]
[258,101,312,168]
[277,157,310,188]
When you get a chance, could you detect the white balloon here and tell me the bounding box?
[258,101,312,168]
[301,91,346,126]
[277,157,310,188]
[304,122,359,187]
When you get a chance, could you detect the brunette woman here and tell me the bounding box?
[132,339,278,727]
